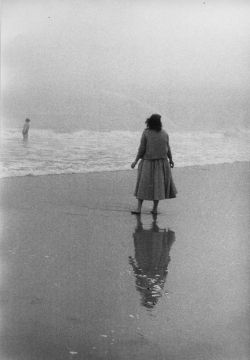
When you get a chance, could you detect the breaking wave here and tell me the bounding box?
[0,127,249,178]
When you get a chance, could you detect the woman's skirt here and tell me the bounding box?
[134,159,177,200]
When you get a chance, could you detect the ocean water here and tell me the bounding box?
[0,128,250,178]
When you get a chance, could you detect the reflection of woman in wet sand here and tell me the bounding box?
[129,215,175,310]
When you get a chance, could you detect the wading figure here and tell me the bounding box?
[129,215,175,310]
[22,118,31,141]
[131,114,177,214]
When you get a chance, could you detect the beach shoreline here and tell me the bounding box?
[0,159,247,180]
[0,161,249,359]
[0,161,249,215]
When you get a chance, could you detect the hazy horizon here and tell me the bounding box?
[1,0,250,132]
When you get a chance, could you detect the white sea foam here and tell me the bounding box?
[0,128,249,178]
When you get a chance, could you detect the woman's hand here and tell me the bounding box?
[170,160,174,168]
[131,161,137,169]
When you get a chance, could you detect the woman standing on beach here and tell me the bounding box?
[131,114,177,214]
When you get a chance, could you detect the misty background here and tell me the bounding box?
[1,0,250,132]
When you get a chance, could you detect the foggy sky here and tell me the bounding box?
[1,0,250,131]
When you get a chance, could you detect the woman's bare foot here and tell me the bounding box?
[131,210,141,215]
[131,199,143,215]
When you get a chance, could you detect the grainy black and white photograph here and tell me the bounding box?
[0,0,250,359]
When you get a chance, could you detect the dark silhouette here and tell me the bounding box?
[129,215,175,310]
[22,118,31,141]
[131,114,177,214]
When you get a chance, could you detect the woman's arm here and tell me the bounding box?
[167,135,174,168]
[131,131,147,168]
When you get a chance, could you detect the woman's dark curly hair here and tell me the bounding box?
[145,114,162,132]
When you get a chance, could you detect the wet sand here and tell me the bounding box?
[0,162,249,360]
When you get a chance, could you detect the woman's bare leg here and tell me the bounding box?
[131,199,143,214]
[151,200,159,214]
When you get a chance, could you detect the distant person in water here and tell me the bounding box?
[22,118,31,140]
[131,114,177,214]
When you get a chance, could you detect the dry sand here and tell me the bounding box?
[0,162,249,360]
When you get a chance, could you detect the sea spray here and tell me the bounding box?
[1,128,249,178]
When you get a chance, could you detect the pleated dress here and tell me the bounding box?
[134,129,177,201]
